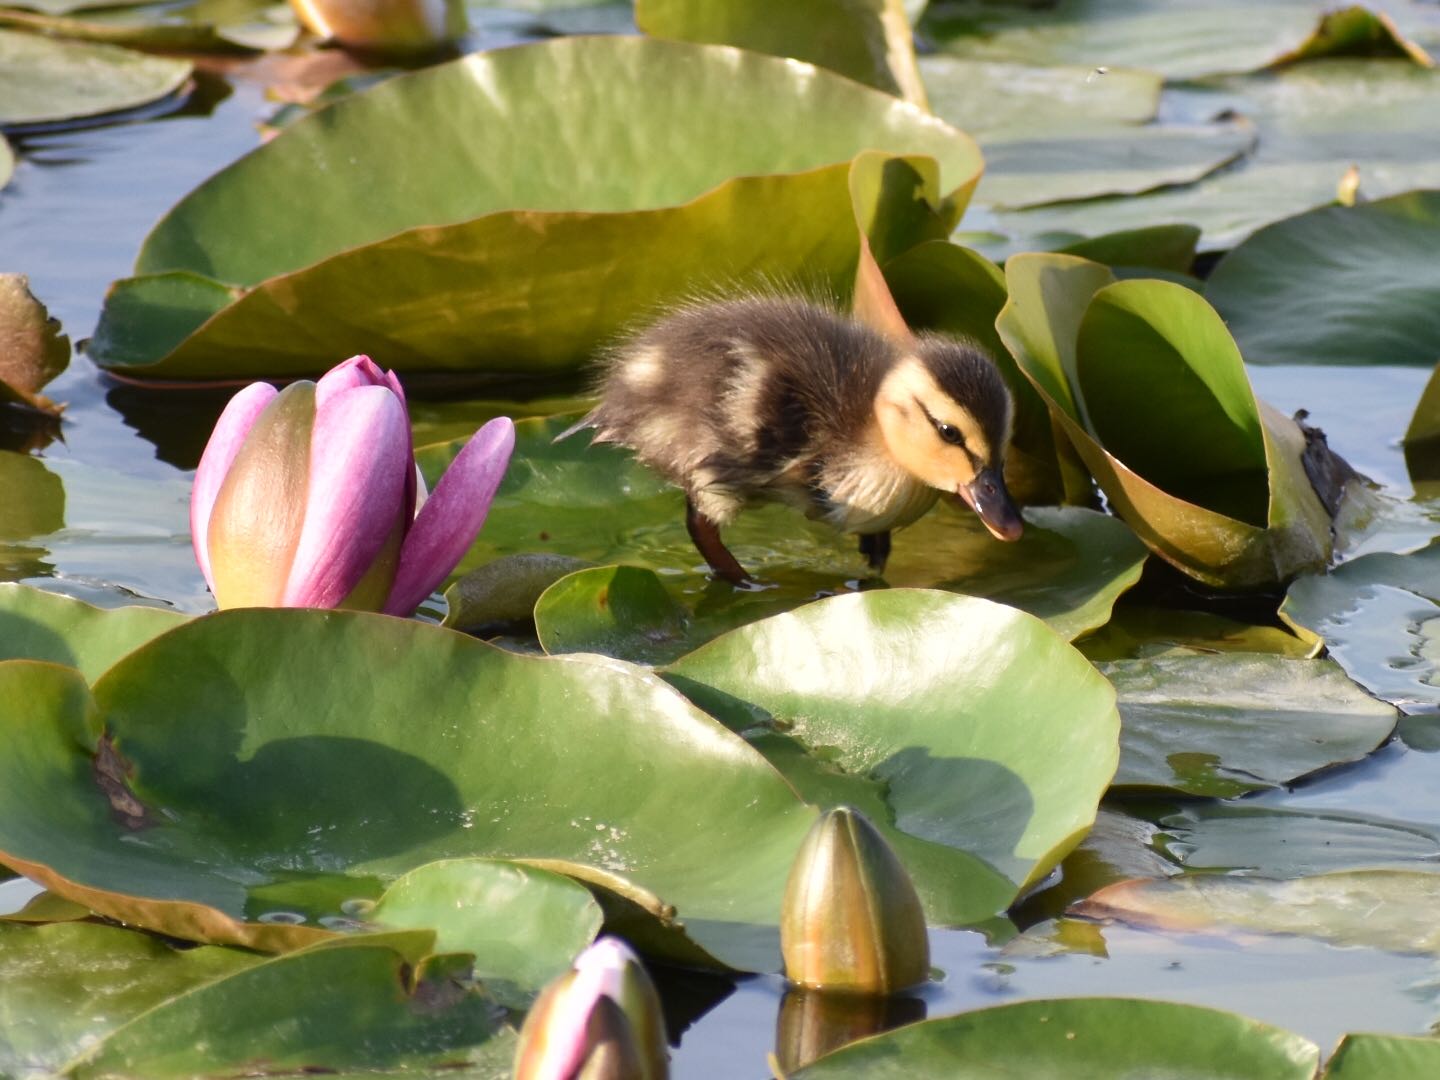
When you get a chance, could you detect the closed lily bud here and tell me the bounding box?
[288,0,467,51]
[192,354,513,617]
[514,937,668,1080]
[780,807,930,994]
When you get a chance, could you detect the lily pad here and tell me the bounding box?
[1102,651,1397,797]
[636,0,927,104]
[1281,542,1440,710]
[0,274,68,415]
[368,858,603,1002]
[997,252,1337,587]
[0,921,259,1077]
[423,418,1146,643]
[1327,1034,1440,1079]
[663,590,1120,921]
[89,37,980,380]
[68,941,501,1077]
[0,0,300,51]
[535,565,689,665]
[1077,605,1320,661]
[442,552,594,631]
[919,56,1162,134]
[1077,870,1440,955]
[0,583,188,681]
[0,609,820,971]
[791,997,1318,1078]
[1207,191,1440,367]
[0,30,191,127]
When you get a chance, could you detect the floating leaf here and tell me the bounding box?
[1101,651,1396,796]
[89,37,980,380]
[442,552,594,632]
[0,0,299,50]
[0,30,191,127]
[0,275,67,416]
[1326,1034,1440,1079]
[791,997,1318,1078]
[663,590,1120,922]
[0,583,187,682]
[535,565,689,665]
[1207,191,1440,367]
[997,252,1337,587]
[1077,870,1440,955]
[919,56,1162,134]
[636,0,927,105]
[0,610,819,971]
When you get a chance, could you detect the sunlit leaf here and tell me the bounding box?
[0,583,187,681]
[1326,1034,1440,1079]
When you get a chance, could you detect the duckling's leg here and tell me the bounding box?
[685,498,752,585]
[859,531,891,574]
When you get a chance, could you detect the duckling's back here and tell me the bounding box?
[579,297,894,522]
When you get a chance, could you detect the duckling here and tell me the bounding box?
[561,296,1024,584]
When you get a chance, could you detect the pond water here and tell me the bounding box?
[6,45,1440,1078]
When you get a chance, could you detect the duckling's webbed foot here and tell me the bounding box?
[858,531,891,574]
[685,498,752,585]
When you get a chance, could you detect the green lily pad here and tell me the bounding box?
[0,0,299,50]
[1281,542,1440,710]
[1101,652,1396,797]
[1327,1034,1440,1079]
[89,37,980,380]
[442,552,594,632]
[535,565,689,665]
[368,858,603,1003]
[922,0,1432,80]
[919,56,1162,134]
[0,583,188,681]
[1207,191,1440,367]
[0,921,259,1077]
[791,997,1319,1078]
[423,418,1146,643]
[1077,870,1440,955]
[636,0,927,104]
[981,60,1440,251]
[997,252,1337,587]
[663,590,1120,922]
[0,30,191,127]
[68,941,501,1077]
[0,274,67,415]
[0,608,820,971]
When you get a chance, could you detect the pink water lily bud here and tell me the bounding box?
[514,937,669,1080]
[191,355,514,616]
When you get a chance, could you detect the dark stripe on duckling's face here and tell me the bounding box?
[913,396,981,471]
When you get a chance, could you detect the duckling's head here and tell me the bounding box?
[874,335,1024,541]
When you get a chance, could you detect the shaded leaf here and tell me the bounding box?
[0,30,191,127]
[0,0,299,50]
[0,583,188,682]
[663,590,1120,921]
[442,552,594,632]
[535,565,689,665]
[1101,651,1396,797]
[792,997,1318,1078]
[1076,604,1320,661]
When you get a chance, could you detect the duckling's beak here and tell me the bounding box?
[957,467,1024,541]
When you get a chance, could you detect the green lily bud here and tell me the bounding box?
[780,807,930,994]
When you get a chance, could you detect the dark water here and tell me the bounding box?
[6,48,1440,1077]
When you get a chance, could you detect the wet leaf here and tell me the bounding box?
[791,997,1318,1078]
[0,30,191,126]
[0,583,188,682]
[1207,191,1440,367]
[89,37,980,380]
[636,0,927,105]
[663,590,1120,921]
[997,252,1337,587]
[0,274,67,416]
[1101,651,1396,796]
[1078,870,1440,955]
[0,611,819,971]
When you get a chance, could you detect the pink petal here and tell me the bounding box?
[281,385,411,608]
[383,368,419,521]
[191,381,278,593]
[384,416,515,616]
[314,354,389,411]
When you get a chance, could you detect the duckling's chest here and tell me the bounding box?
[802,452,939,535]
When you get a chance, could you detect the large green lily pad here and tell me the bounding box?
[89,37,980,380]
[792,997,1319,1078]
[997,252,1337,587]
[0,583,188,681]
[1102,651,1397,797]
[1327,1034,1440,1079]
[636,0,927,104]
[1207,191,1440,366]
[1078,870,1440,955]
[0,921,258,1077]
[1281,542,1440,710]
[663,590,1120,922]
[0,609,822,971]
[0,30,192,127]
[423,417,1145,643]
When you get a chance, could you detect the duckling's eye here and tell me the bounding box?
[934,422,965,447]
